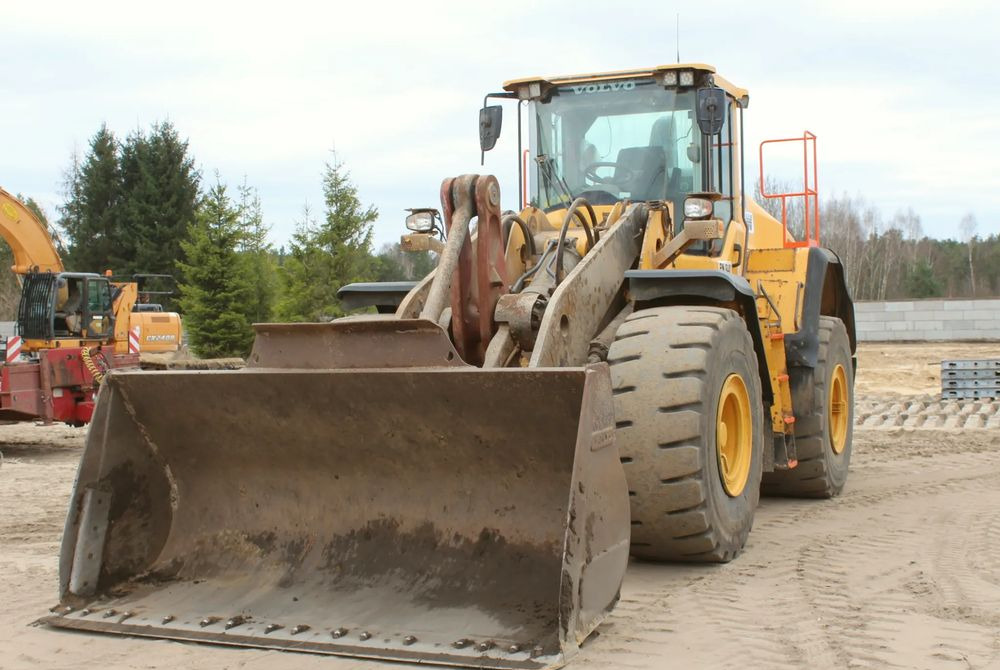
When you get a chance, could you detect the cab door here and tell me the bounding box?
[82,278,114,341]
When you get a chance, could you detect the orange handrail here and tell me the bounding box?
[758,131,819,248]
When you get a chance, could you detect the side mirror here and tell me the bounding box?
[479,105,503,152]
[696,87,727,135]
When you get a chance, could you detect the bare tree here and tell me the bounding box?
[753,177,806,241]
[960,213,978,296]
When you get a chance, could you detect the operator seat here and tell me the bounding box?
[613,146,666,200]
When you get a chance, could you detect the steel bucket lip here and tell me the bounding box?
[39,612,560,670]
[106,365,593,376]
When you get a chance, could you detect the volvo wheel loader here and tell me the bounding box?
[43,63,856,668]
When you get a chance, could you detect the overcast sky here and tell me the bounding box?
[4,0,998,250]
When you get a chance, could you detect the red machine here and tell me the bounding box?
[0,343,139,425]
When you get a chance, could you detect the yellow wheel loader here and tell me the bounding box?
[43,64,856,668]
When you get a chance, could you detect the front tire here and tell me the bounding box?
[609,306,764,563]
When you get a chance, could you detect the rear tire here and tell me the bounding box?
[762,316,854,498]
[609,306,764,563]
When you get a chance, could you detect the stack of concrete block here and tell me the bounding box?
[854,299,1000,342]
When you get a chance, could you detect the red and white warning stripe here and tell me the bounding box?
[128,326,141,354]
[5,335,22,363]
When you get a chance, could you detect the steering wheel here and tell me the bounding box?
[584,161,635,187]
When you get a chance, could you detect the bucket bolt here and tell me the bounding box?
[102,609,118,619]
[403,635,417,646]
[200,617,220,628]
[80,609,92,617]
[331,627,349,639]
[452,639,472,649]
[264,623,283,634]
[291,625,310,635]
[225,616,246,630]
[161,615,174,625]
[359,631,372,641]
[478,640,495,652]
[119,611,134,622]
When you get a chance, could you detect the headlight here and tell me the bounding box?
[679,70,695,87]
[684,197,713,219]
[662,71,678,86]
[405,211,436,232]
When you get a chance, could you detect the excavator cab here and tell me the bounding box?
[18,272,114,343]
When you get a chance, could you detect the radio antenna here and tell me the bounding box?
[676,13,680,63]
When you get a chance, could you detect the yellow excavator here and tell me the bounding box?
[0,187,182,424]
[44,64,855,668]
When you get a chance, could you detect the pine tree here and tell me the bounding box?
[373,242,436,281]
[60,125,122,272]
[176,180,254,358]
[276,156,377,321]
[120,121,200,277]
[904,260,943,298]
[236,179,276,324]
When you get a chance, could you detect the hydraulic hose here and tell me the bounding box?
[555,198,599,284]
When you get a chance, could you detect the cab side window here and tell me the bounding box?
[714,105,733,224]
[85,279,113,338]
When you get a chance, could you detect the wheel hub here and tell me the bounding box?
[716,373,752,497]
[829,364,849,454]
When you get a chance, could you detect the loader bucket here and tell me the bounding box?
[44,359,629,668]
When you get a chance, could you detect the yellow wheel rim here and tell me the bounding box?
[829,364,849,455]
[716,373,753,497]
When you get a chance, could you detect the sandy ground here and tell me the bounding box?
[1,342,999,669]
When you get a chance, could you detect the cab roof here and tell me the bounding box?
[502,63,748,105]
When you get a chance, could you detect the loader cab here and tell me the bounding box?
[17,272,114,343]
[486,64,747,258]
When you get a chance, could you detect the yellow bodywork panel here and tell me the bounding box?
[746,199,791,250]
[745,246,811,434]
[112,282,182,354]
[639,207,672,269]
[745,247,810,335]
[128,311,183,353]
[746,248,796,273]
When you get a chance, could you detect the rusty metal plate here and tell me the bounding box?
[248,318,466,369]
[44,364,629,669]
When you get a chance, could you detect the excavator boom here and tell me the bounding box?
[0,186,63,275]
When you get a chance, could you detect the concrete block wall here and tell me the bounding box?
[854,299,1000,341]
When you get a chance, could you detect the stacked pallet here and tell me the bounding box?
[941,359,1000,399]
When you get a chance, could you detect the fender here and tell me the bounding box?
[337,282,419,313]
[784,247,856,369]
[625,269,773,404]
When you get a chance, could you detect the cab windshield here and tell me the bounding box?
[529,79,702,211]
